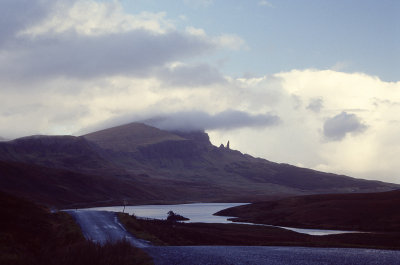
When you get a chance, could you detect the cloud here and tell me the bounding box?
[331,61,351,72]
[210,70,400,183]
[323,112,367,141]
[19,1,174,36]
[157,63,226,87]
[0,0,53,47]
[186,26,246,50]
[1,0,400,184]
[0,0,242,83]
[307,98,323,112]
[143,110,281,131]
[77,109,281,135]
[0,30,214,81]
[214,34,246,50]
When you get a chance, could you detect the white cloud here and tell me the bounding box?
[215,34,246,50]
[19,1,175,36]
[185,26,207,37]
[186,26,246,50]
[219,70,400,183]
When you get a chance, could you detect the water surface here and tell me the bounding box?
[81,203,359,236]
[84,203,246,223]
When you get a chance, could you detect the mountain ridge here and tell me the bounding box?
[0,122,398,207]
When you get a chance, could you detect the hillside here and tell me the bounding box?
[0,159,236,208]
[0,135,119,175]
[0,191,152,265]
[0,122,398,207]
[82,123,397,196]
[216,190,400,232]
[83,124,395,195]
[0,160,156,208]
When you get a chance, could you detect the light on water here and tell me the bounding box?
[84,203,246,223]
[80,203,360,236]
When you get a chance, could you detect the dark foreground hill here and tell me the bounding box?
[0,122,398,207]
[0,160,155,208]
[0,191,152,265]
[216,189,400,232]
[0,160,231,208]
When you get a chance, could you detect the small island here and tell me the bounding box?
[167,210,190,222]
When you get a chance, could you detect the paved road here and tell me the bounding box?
[66,210,150,248]
[68,210,400,265]
[146,246,400,265]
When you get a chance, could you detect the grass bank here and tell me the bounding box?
[216,190,400,232]
[0,191,153,265]
[119,213,400,250]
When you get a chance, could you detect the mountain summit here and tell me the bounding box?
[84,122,185,152]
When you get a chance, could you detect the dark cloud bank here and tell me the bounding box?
[0,0,220,84]
[323,112,367,141]
[1,30,215,81]
[144,110,281,132]
[0,0,52,47]
[81,110,281,134]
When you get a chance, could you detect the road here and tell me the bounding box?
[145,246,400,265]
[68,210,400,265]
[66,210,150,248]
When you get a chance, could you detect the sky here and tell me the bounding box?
[0,0,399,183]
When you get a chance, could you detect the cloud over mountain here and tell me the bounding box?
[143,110,280,132]
[0,0,399,184]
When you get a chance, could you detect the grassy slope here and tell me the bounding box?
[0,191,153,265]
[0,135,119,174]
[0,159,248,208]
[118,213,400,250]
[216,190,400,232]
[0,160,160,208]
